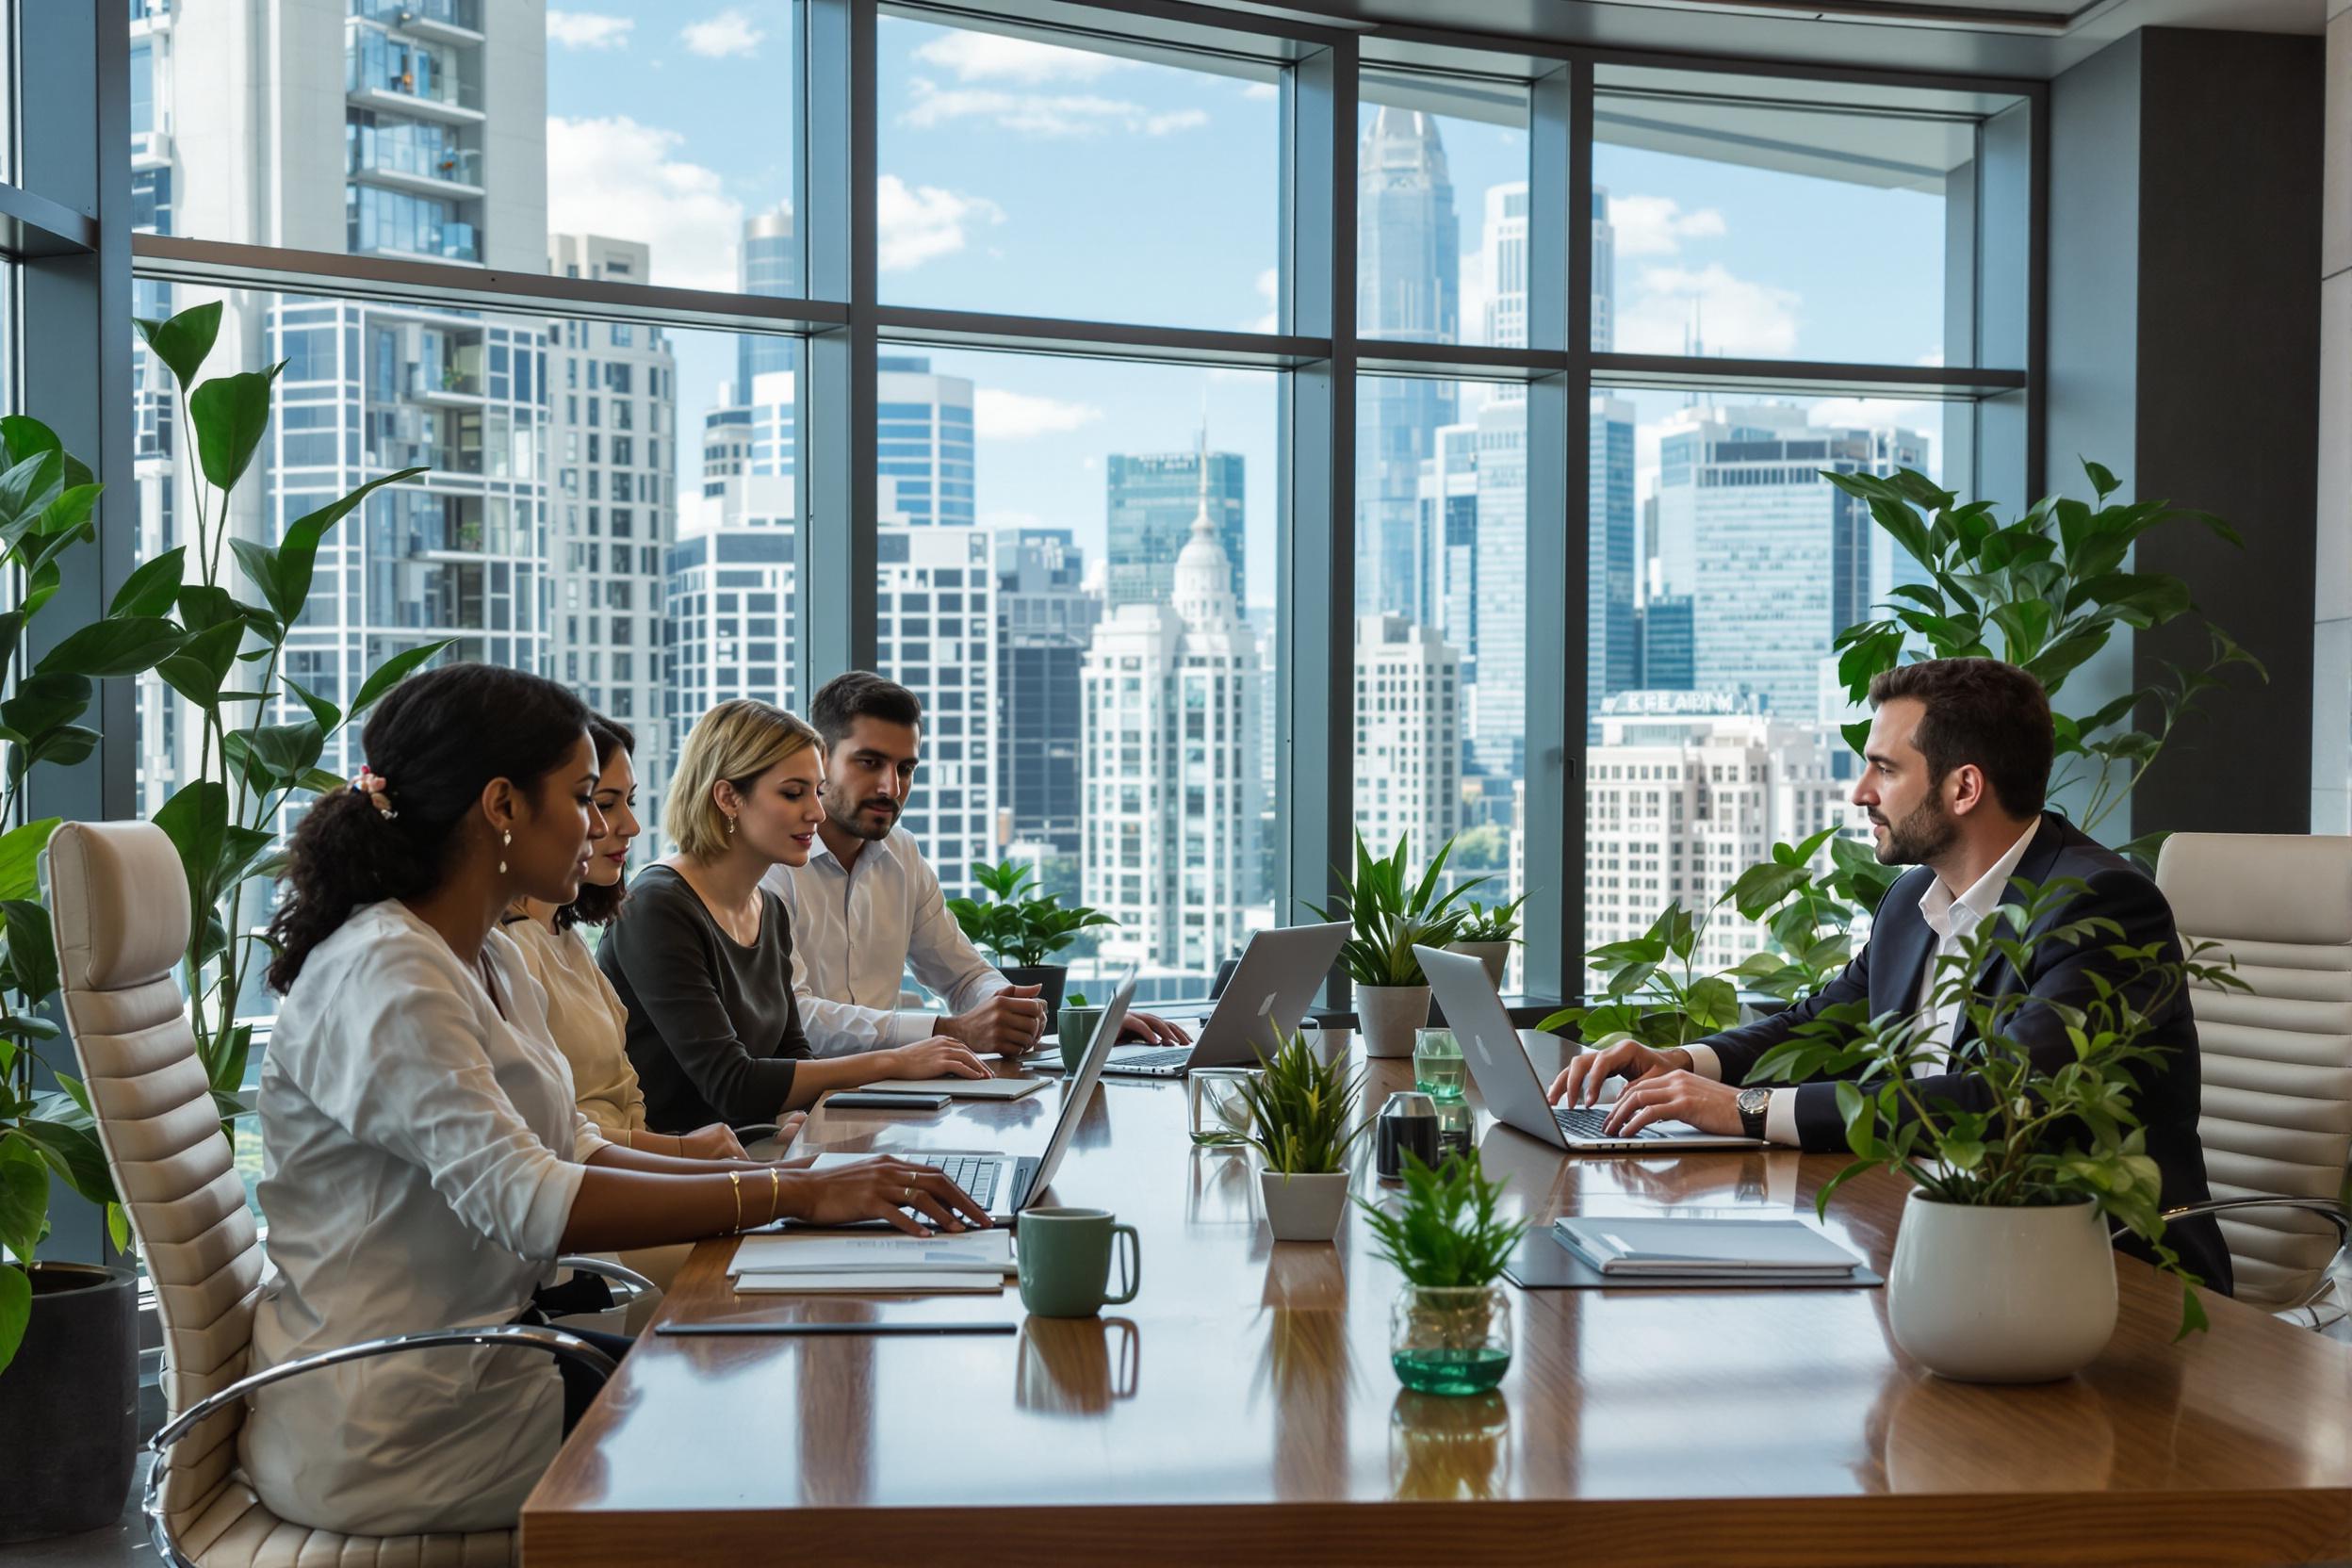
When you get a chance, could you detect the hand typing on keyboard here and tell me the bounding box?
[1545,1037,1750,1138]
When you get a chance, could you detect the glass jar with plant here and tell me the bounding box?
[1307,831,1486,1058]
[1447,894,1527,990]
[946,858,1116,1018]
[1749,877,2240,1380]
[1236,1028,1371,1243]
[1361,1151,1527,1396]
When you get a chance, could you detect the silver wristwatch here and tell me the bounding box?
[1736,1086,1772,1140]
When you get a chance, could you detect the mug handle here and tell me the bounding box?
[1105,1316,1140,1398]
[1105,1223,1141,1306]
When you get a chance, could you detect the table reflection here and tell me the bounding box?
[1389,1389,1511,1501]
[1015,1315,1140,1417]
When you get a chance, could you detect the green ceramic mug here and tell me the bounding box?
[1057,1005,1107,1073]
[1017,1207,1141,1318]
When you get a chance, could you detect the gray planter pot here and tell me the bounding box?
[1259,1168,1351,1243]
[1357,984,1430,1058]
[0,1262,139,1544]
[1446,940,1511,991]
[1002,963,1070,1019]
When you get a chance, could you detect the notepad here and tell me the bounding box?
[731,1228,1018,1279]
[851,1076,1049,1101]
[1554,1216,1863,1278]
[730,1269,1005,1295]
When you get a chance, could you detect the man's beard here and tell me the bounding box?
[821,781,899,842]
[1874,792,1959,866]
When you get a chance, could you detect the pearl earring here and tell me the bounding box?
[499,827,511,874]
[727,815,737,837]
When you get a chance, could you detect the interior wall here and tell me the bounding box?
[2316,0,2352,834]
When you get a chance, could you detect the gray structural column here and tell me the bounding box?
[2319,0,2352,834]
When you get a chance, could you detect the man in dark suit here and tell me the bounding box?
[1549,657,2230,1292]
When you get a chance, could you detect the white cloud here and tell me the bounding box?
[1808,397,1941,443]
[981,509,1048,530]
[1607,194,1727,258]
[680,8,764,57]
[1615,264,1801,357]
[546,116,743,291]
[1457,249,1488,351]
[901,79,1208,138]
[912,31,1118,83]
[875,173,1004,270]
[1247,266,1280,334]
[547,10,633,49]
[976,388,1102,439]
[1242,81,1280,101]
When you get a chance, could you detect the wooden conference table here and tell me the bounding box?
[524,1038,2352,1567]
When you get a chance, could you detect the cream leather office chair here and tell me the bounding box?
[43,820,646,1567]
[2155,832,2352,1322]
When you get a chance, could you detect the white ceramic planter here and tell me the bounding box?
[1447,941,1511,991]
[1260,1168,1352,1243]
[1357,985,1430,1058]
[1886,1189,2118,1383]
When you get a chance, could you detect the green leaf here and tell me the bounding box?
[0,818,59,904]
[2082,457,2121,502]
[1841,720,1872,758]
[0,673,92,743]
[154,780,229,926]
[154,620,244,708]
[284,678,341,737]
[349,640,454,718]
[109,545,188,619]
[32,482,101,540]
[188,364,285,494]
[0,446,61,541]
[0,1134,47,1264]
[268,468,428,625]
[18,1119,112,1207]
[134,301,222,388]
[2,901,58,1004]
[240,720,324,786]
[18,726,98,774]
[0,1260,25,1376]
[35,616,183,680]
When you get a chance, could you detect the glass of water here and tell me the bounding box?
[1189,1066,1257,1148]
[1413,1028,1467,1102]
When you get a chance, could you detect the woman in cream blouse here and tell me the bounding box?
[246,663,988,1536]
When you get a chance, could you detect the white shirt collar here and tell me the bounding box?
[1918,818,2043,942]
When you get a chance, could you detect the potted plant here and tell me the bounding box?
[1308,832,1486,1058]
[1360,1151,1527,1396]
[947,858,1116,1018]
[1537,898,1740,1054]
[1752,877,2234,1382]
[1447,894,1527,990]
[1236,1028,1371,1243]
[1055,990,1104,1074]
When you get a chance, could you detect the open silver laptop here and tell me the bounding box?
[1415,945,1764,1153]
[1038,923,1351,1079]
[807,977,1134,1221]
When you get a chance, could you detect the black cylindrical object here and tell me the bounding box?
[0,1262,140,1544]
[1375,1090,1439,1182]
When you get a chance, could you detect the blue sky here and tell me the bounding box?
[543,5,1951,604]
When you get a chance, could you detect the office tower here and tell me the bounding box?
[1104,448,1245,609]
[1589,393,1638,731]
[736,204,799,399]
[1356,106,1459,621]
[1584,692,1862,972]
[1353,614,1463,865]
[1467,398,1525,777]
[878,354,976,527]
[548,235,679,832]
[1418,423,1481,683]
[699,369,799,528]
[663,527,798,764]
[136,0,551,804]
[1083,480,1265,980]
[880,526,997,900]
[1481,185,1527,350]
[1638,594,1696,690]
[1652,403,1929,725]
[996,528,1102,858]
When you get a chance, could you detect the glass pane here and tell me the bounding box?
[1593,67,2005,367]
[148,1,797,292]
[1351,376,1526,980]
[1584,386,1956,973]
[1357,72,1529,351]
[877,17,1279,330]
[868,348,1278,1004]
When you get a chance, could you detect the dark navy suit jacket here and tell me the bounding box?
[1700,810,2230,1295]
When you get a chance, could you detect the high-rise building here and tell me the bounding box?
[1652,403,1929,725]
[736,204,799,399]
[1356,106,1458,622]
[995,528,1102,858]
[1638,594,1696,691]
[1417,422,1481,682]
[1083,476,1265,980]
[1590,393,1638,732]
[1467,399,1526,778]
[1105,448,1245,609]
[878,355,976,527]
[663,527,798,762]
[548,235,679,828]
[135,0,552,803]
[1353,614,1462,862]
[1584,691,1863,973]
[880,525,997,898]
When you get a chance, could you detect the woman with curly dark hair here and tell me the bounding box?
[244,662,986,1537]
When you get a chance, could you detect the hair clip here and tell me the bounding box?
[351,765,398,821]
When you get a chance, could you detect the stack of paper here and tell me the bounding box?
[728,1229,1016,1296]
[1554,1216,1864,1282]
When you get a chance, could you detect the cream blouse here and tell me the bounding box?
[508,915,647,1135]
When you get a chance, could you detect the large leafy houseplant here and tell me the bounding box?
[1306,832,1487,988]
[1747,877,2239,1338]
[946,858,1116,969]
[131,302,448,1117]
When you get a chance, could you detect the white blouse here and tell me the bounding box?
[507,916,645,1135]
[241,900,609,1536]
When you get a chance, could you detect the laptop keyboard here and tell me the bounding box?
[1554,1105,1666,1142]
[1112,1046,1192,1070]
[909,1152,1000,1210]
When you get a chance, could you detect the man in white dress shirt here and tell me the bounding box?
[764,672,1190,1058]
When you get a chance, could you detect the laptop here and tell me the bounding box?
[1414,944,1765,1152]
[1037,923,1351,1079]
[807,977,1134,1222]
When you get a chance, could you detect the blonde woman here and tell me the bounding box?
[600,698,987,1131]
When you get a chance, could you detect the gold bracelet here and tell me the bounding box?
[727,1168,744,1233]
[766,1165,783,1225]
